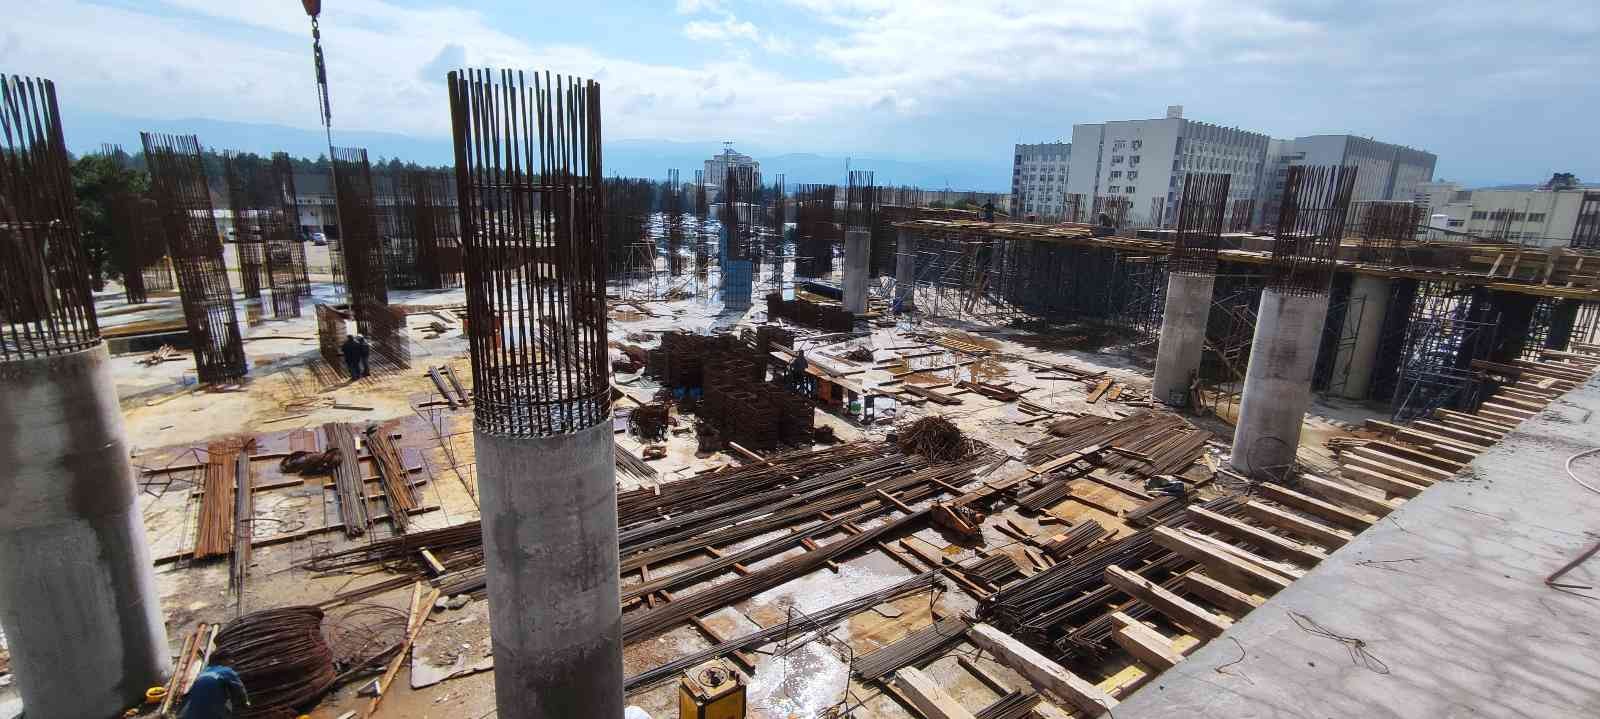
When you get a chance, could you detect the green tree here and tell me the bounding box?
[1545,172,1579,191]
[72,153,149,291]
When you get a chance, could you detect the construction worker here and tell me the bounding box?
[178,662,249,718]
[788,349,809,394]
[340,334,362,380]
[982,200,996,222]
[356,334,372,378]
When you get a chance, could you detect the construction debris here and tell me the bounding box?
[897,416,970,460]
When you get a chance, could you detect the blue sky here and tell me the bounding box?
[7,0,1599,189]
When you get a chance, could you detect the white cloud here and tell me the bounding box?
[683,17,761,43]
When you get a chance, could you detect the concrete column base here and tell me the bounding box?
[477,420,623,718]
[0,344,170,719]
[843,228,870,315]
[1231,290,1331,478]
[1152,272,1216,407]
[1333,274,1391,400]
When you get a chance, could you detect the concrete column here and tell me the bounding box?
[0,344,171,719]
[1152,272,1216,407]
[1332,274,1391,400]
[843,228,869,315]
[1230,289,1331,479]
[477,420,623,718]
[895,230,916,308]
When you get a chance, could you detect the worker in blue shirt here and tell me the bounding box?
[179,663,249,719]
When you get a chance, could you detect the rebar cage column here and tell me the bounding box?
[141,131,248,383]
[1231,165,1357,478]
[1153,172,1229,406]
[448,68,621,719]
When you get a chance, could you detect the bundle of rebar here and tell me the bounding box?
[305,522,482,573]
[1039,520,1107,560]
[615,444,659,484]
[323,423,369,536]
[624,571,942,691]
[212,606,337,717]
[976,690,1041,719]
[1026,411,1204,478]
[897,416,969,461]
[195,438,252,559]
[1124,495,1185,527]
[280,447,342,476]
[854,615,967,682]
[230,447,253,596]
[1015,464,1093,512]
[365,421,417,531]
[959,553,1020,585]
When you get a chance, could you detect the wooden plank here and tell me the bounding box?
[1152,527,1291,596]
[1348,446,1453,482]
[1185,506,1326,565]
[1409,420,1498,447]
[894,667,979,719]
[1295,474,1401,516]
[1362,420,1483,461]
[367,583,439,717]
[1434,408,1515,432]
[1338,463,1428,499]
[1110,612,1181,671]
[1086,378,1114,404]
[1182,571,1264,616]
[1237,500,1352,549]
[1257,482,1376,531]
[1480,402,1536,419]
[969,623,1118,716]
[1363,439,1469,472]
[1103,566,1231,639]
[1177,527,1305,580]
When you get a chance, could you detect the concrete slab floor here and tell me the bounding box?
[1113,375,1600,718]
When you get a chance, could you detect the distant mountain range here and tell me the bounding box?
[62,110,1011,191]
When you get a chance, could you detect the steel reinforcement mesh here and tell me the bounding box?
[1353,200,1425,266]
[0,75,101,360]
[269,153,311,316]
[448,69,610,437]
[142,131,246,382]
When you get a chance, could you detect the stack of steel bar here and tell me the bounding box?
[1039,520,1108,560]
[959,553,1021,585]
[195,438,250,559]
[212,606,337,717]
[975,690,1041,719]
[853,615,968,682]
[1124,495,1186,527]
[322,423,370,536]
[1015,462,1093,512]
[365,421,417,531]
[625,571,941,691]
[304,523,482,573]
[615,444,659,484]
[1024,411,1203,476]
[765,293,855,330]
[616,442,879,526]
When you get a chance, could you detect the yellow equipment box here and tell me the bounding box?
[678,659,747,719]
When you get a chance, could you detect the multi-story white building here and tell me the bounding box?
[1414,180,1467,213]
[703,144,759,202]
[1010,142,1071,221]
[1426,188,1600,248]
[1256,135,1436,227]
[1066,106,1271,228]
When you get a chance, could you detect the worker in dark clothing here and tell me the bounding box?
[356,334,372,378]
[788,350,809,393]
[340,334,362,380]
[178,662,249,719]
[982,200,996,222]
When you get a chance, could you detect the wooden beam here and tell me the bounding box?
[1362,420,1482,461]
[1237,500,1352,549]
[1185,506,1326,566]
[1338,463,1428,499]
[1433,408,1515,432]
[1103,566,1232,639]
[1348,446,1452,482]
[1363,440,1468,472]
[894,667,979,719]
[969,623,1118,716]
[1295,474,1402,516]
[1110,612,1181,671]
[1256,482,1376,531]
[1153,526,1291,595]
[1182,571,1264,616]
